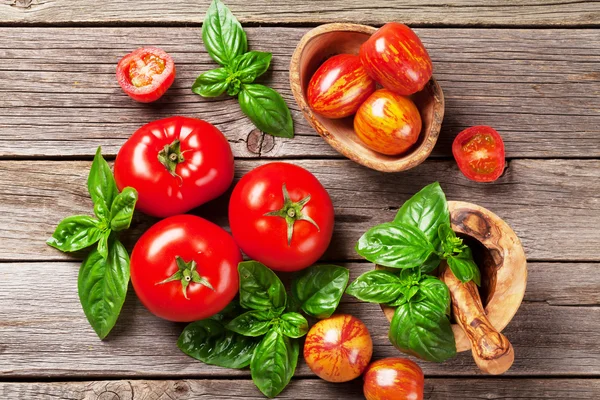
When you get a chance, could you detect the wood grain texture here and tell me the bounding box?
[0,261,598,378]
[1,27,599,158]
[1,0,599,26]
[1,378,599,399]
[1,159,598,262]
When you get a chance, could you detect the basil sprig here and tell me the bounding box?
[47,147,137,339]
[179,261,348,398]
[194,0,294,138]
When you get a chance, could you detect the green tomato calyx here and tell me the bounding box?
[156,256,214,300]
[157,139,185,179]
[264,183,320,246]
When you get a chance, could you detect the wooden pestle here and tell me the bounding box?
[441,262,514,375]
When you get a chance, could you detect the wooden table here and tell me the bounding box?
[1,1,599,398]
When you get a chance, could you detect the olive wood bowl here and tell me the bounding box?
[380,201,527,352]
[290,23,444,173]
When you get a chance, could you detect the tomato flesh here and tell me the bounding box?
[116,47,175,103]
[452,126,505,182]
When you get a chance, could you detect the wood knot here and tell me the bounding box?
[11,0,34,9]
[453,210,492,239]
[246,129,275,155]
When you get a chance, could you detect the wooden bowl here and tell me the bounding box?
[290,23,444,173]
[381,201,527,352]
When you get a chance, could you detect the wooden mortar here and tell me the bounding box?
[289,23,444,173]
[381,201,527,372]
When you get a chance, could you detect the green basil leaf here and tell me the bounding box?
[394,182,450,251]
[346,270,403,305]
[97,230,110,260]
[210,299,245,322]
[178,319,259,369]
[109,187,138,232]
[405,285,420,302]
[389,297,456,363]
[46,215,103,252]
[202,0,247,66]
[251,328,299,398]
[192,68,230,97]
[420,253,442,274]
[238,261,286,311]
[226,309,275,337]
[279,312,308,338]
[356,222,436,269]
[88,147,118,222]
[419,276,452,315]
[78,238,129,339]
[239,84,294,138]
[291,265,349,319]
[447,247,481,286]
[231,51,272,83]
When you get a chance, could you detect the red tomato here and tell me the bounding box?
[452,126,506,182]
[116,47,175,103]
[304,314,373,382]
[363,358,424,400]
[307,54,376,119]
[130,215,241,322]
[354,89,421,155]
[360,23,432,96]
[114,116,234,218]
[228,162,334,272]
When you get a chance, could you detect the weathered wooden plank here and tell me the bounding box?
[1,27,599,158]
[0,159,598,262]
[0,261,598,378]
[1,0,599,26]
[1,378,599,400]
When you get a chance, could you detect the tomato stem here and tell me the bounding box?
[157,139,185,180]
[264,183,320,246]
[155,256,214,300]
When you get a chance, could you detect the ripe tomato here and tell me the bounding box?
[130,215,241,322]
[360,23,432,96]
[363,358,424,400]
[304,314,373,382]
[116,47,175,103]
[307,54,376,119]
[354,89,421,155]
[452,126,506,182]
[228,162,334,272]
[114,116,234,218]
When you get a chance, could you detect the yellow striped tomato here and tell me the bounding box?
[363,358,424,400]
[304,314,373,382]
[307,54,376,119]
[354,89,421,155]
[360,23,432,96]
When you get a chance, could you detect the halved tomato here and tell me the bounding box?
[116,47,175,102]
[452,126,506,182]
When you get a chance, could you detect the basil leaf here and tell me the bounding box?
[88,147,118,222]
[178,319,259,369]
[356,222,436,269]
[202,0,247,66]
[226,309,274,337]
[192,68,230,98]
[251,328,299,398]
[109,187,137,232]
[420,253,442,274]
[97,230,110,260]
[210,299,245,322]
[46,215,103,252]
[346,270,403,305]
[238,261,286,311]
[394,182,449,252]
[419,276,452,315]
[279,312,308,339]
[231,51,272,83]
[239,84,294,138]
[447,248,481,286]
[291,265,349,319]
[389,297,456,363]
[78,238,129,339]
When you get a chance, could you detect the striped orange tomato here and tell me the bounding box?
[360,23,432,96]
[363,358,424,400]
[304,314,373,382]
[354,89,421,155]
[307,54,376,119]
